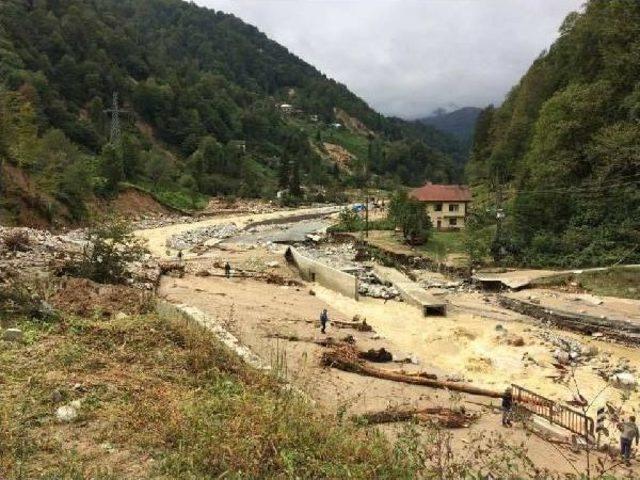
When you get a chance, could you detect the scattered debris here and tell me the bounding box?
[321,344,502,398]
[610,372,636,387]
[359,347,393,363]
[165,223,239,250]
[354,406,479,428]
[49,277,152,317]
[357,271,400,300]
[332,318,373,332]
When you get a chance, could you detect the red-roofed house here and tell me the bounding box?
[409,183,472,231]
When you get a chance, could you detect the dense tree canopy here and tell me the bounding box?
[467,0,640,267]
[0,0,463,224]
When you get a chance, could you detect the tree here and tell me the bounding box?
[289,157,301,197]
[99,143,124,194]
[388,190,432,245]
[278,155,290,189]
[75,216,148,284]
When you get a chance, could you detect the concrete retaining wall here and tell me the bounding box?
[286,247,359,300]
[156,300,269,370]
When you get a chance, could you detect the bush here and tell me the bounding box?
[74,217,148,284]
[2,230,30,252]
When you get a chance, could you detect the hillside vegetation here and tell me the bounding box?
[467,0,640,267]
[0,0,463,225]
[421,107,482,152]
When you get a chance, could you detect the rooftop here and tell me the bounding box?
[409,182,472,202]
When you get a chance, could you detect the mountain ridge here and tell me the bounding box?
[0,0,464,225]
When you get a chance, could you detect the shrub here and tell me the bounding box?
[2,230,30,252]
[75,217,148,284]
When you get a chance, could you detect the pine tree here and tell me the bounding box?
[289,157,301,196]
[278,154,290,189]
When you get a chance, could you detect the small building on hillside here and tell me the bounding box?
[409,182,472,231]
[278,103,294,114]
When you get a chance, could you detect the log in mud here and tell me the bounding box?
[322,345,502,399]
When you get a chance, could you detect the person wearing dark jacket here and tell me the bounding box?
[320,309,328,334]
[224,262,231,279]
[502,388,514,427]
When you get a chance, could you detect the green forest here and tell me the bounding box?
[0,0,463,225]
[467,0,640,267]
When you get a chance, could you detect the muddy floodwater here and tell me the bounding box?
[314,286,640,414]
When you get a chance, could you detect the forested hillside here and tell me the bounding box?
[0,0,462,225]
[421,107,482,151]
[467,0,640,267]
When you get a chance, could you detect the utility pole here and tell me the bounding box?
[493,178,505,263]
[103,92,129,147]
[364,135,373,238]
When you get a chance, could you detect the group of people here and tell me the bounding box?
[501,387,639,465]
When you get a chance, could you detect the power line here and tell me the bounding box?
[508,178,640,195]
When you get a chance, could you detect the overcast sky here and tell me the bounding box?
[196,0,584,119]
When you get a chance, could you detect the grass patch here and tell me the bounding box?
[538,267,640,300]
[323,128,369,160]
[0,308,421,479]
[417,231,466,260]
[357,230,467,266]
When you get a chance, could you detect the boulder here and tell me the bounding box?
[611,372,636,387]
[56,405,78,423]
[2,328,23,342]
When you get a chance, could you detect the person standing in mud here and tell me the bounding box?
[619,415,639,465]
[320,308,329,334]
[224,262,231,279]
[501,387,513,427]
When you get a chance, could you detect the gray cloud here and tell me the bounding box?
[196,0,584,118]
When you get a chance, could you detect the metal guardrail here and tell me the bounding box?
[512,384,594,438]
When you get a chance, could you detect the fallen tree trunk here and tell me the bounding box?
[354,406,478,428]
[331,320,373,332]
[322,348,502,399]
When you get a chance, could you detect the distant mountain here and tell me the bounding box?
[420,107,483,148]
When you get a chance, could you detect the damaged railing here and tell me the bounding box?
[512,384,594,439]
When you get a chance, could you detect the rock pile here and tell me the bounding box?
[357,270,400,300]
[295,243,359,271]
[0,226,85,270]
[536,330,597,365]
[592,357,637,387]
[358,282,400,300]
[165,223,239,250]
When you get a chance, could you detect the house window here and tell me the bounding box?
[434,203,443,212]
[449,204,459,212]
[449,218,458,227]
